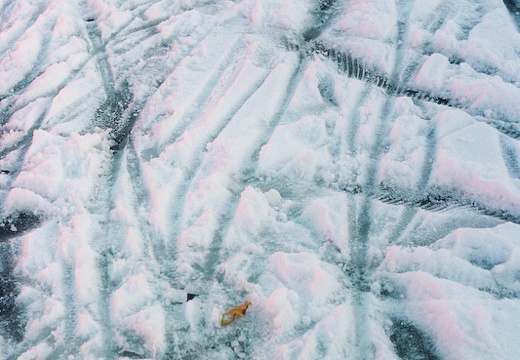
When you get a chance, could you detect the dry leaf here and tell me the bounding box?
[221,301,252,326]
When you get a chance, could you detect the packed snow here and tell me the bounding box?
[1,0,520,359]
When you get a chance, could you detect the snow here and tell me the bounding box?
[0,30,42,95]
[1,0,520,359]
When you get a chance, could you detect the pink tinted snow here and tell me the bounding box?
[331,0,397,41]
[0,30,42,95]
[413,53,450,93]
[431,115,520,212]
[265,252,340,315]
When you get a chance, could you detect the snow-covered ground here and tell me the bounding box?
[1,0,520,359]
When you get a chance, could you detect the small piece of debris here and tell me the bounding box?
[221,301,252,327]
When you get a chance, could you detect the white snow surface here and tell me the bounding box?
[1,0,520,359]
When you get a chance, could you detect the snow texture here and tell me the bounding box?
[1,0,520,359]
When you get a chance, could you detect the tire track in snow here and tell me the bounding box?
[0,0,15,26]
[83,2,153,51]
[399,210,501,250]
[345,85,373,156]
[0,17,112,127]
[312,43,449,107]
[246,51,309,175]
[343,2,426,357]
[389,317,441,360]
[79,14,141,357]
[59,263,80,358]
[350,74,402,360]
[10,226,82,358]
[440,0,510,79]
[479,117,520,141]
[109,139,179,359]
[0,108,48,213]
[1,10,178,353]
[335,77,375,307]
[201,52,308,283]
[125,139,166,263]
[115,16,171,41]
[2,225,75,359]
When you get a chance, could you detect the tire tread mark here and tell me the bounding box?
[339,183,520,225]
[314,43,520,141]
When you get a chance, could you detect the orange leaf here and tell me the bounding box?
[221,301,252,327]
